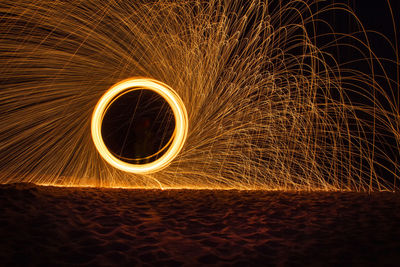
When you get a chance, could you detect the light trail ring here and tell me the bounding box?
[91,78,188,174]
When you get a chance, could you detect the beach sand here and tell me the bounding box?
[0,183,399,266]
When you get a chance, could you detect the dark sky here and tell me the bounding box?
[327,0,399,184]
[339,0,399,60]
[311,0,399,105]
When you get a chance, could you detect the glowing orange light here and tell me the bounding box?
[91,78,188,174]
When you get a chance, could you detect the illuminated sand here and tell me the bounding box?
[1,183,399,265]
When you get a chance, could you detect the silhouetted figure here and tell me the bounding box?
[133,117,155,164]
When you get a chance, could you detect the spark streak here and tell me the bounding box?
[0,0,399,190]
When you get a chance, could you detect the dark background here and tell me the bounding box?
[101,90,175,163]
[313,0,399,187]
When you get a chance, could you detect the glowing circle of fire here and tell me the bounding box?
[91,78,188,174]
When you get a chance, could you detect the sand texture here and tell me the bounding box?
[0,183,400,266]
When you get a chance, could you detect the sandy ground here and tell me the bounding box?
[0,183,399,266]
